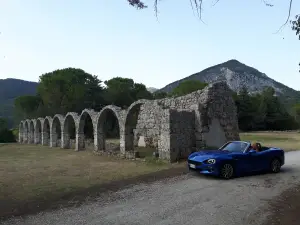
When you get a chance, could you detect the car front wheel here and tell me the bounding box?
[220,163,234,179]
[270,158,281,173]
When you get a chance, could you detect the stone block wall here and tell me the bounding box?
[135,81,240,151]
[18,81,240,163]
[158,109,195,162]
[134,101,162,148]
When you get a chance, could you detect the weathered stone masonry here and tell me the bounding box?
[18,81,240,162]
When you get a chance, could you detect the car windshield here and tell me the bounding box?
[221,142,247,152]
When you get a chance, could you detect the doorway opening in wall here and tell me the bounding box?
[29,121,34,144]
[52,117,62,147]
[83,114,94,150]
[125,103,158,159]
[43,119,50,146]
[36,119,42,144]
[97,108,120,154]
[63,115,76,149]
[104,111,120,153]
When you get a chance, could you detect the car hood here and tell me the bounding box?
[188,150,230,161]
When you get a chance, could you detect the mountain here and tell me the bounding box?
[158,59,300,106]
[0,78,38,127]
[147,87,158,93]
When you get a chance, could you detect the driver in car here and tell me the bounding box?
[251,142,262,152]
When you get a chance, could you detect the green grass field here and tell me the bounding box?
[240,131,300,151]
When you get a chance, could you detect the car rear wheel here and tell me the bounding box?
[270,158,281,173]
[220,163,234,179]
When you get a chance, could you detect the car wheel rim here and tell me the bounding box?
[272,159,280,172]
[221,164,233,178]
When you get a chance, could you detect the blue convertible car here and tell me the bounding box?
[187,141,285,179]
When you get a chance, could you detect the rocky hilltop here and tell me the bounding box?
[158,60,300,104]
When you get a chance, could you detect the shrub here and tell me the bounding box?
[0,129,16,143]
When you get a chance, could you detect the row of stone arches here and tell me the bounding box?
[18,102,148,155]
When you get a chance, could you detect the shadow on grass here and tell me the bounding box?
[0,165,187,222]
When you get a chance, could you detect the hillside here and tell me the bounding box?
[158,59,300,106]
[147,87,158,93]
[0,78,38,127]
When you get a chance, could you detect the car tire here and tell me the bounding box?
[219,163,234,179]
[270,158,281,173]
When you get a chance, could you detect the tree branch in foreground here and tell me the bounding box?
[127,0,296,32]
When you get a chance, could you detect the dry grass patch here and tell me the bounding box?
[0,143,182,218]
[240,131,300,151]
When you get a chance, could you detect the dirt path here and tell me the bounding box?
[2,151,300,225]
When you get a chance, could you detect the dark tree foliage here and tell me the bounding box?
[104,77,153,108]
[0,117,16,143]
[291,14,300,72]
[7,66,299,137]
[235,87,298,131]
[291,14,300,39]
[37,68,105,115]
[153,91,168,99]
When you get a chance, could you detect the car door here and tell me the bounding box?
[247,151,266,171]
[231,152,253,172]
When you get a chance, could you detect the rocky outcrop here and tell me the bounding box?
[158,59,300,100]
[18,81,239,163]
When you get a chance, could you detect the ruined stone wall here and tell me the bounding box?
[134,101,163,148]
[200,81,240,147]
[18,81,240,163]
[158,109,195,162]
[135,81,240,150]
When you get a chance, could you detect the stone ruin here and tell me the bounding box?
[18,81,240,162]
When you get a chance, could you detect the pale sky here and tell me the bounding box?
[0,0,299,90]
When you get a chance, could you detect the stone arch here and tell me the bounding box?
[42,117,52,146]
[26,119,34,144]
[96,105,122,152]
[23,120,29,143]
[78,109,98,151]
[123,100,148,153]
[29,120,35,144]
[50,114,64,147]
[18,121,24,143]
[34,118,43,144]
[62,112,79,149]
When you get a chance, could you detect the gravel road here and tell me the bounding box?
[3,151,300,225]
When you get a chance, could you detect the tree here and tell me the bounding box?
[0,117,15,143]
[128,0,295,18]
[128,0,297,39]
[291,14,300,72]
[14,95,41,120]
[292,103,300,123]
[234,86,298,131]
[235,87,255,130]
[132,83,153,100]
[104,77,135,107]
[37,68,104,115]
[291,14,300,39]
[0,117,8,132]
[153,91,168,99]
[104,77,153,107]
[170,80,208,97]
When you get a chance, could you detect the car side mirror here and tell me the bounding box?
[248,150,256,154]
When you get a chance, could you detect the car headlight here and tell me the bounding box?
[205,159,216,164]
